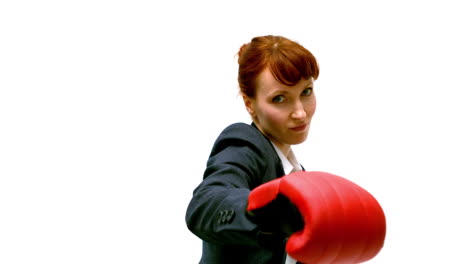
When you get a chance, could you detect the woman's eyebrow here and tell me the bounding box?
[269,89,290,95]
[303,81,313,88]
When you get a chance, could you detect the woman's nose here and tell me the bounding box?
[291,101,306,120]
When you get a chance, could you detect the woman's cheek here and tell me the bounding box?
[305,97,317,117]
[266,107,288,127]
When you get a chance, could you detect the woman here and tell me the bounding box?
[186,35,319,264]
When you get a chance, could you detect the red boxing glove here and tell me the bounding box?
[247,171,386,264]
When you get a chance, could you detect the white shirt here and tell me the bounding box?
[270,142,301,264]
[271,143,302,174]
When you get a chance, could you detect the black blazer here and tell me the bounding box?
[186,122,288,264]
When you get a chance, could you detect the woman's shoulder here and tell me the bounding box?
[207,122,282,182]
[218,122,265,142]
[209,122,272,152]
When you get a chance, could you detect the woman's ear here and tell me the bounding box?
[242,95,256,117]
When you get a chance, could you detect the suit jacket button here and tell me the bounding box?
[221,210,229,223]
[226,209,235,223]
[217,211,224,224]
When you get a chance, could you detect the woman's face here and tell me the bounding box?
[243,69,316,154]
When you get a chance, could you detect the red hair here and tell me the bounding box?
[237,35,319,97]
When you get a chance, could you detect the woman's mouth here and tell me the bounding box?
[290,124,307,132]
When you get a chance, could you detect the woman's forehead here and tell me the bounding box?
[256,69,313,95]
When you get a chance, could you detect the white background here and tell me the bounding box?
[1,0,467,263]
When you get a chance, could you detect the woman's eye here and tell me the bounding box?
[272,95,285,103]
[302,87,313,96]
